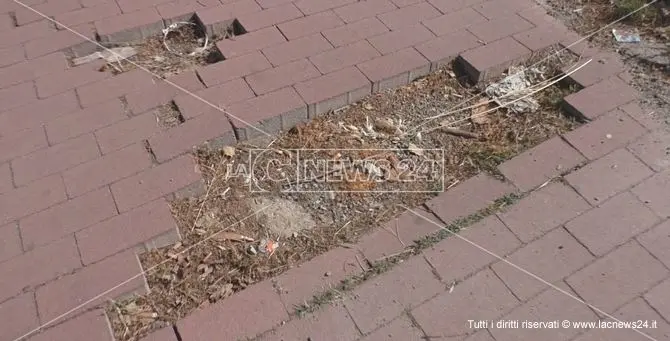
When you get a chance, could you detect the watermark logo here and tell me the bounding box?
[239,148,444,193]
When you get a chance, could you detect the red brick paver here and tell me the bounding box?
[1,1,668,340]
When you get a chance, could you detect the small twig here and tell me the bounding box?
[440,127,481,139]
[334,221,351,237]
[374,249,414,262]
[354,255,366,272]
[394,220,405,247]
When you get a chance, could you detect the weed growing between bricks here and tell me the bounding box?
[106,56,583,341]
[290,193,525,320]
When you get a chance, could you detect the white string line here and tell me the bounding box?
[12,0,273,138]
[400,205,659,341]
[407,0,660,134]
[13,203,275,341]
[423,58,592,133]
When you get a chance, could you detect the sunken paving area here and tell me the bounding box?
[1,0,670,340]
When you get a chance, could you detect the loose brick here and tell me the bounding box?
[195,0,262,36]
[645,279,670,323]
[334,0,396,23]
[117,0,171,13]
[513,23,569,52]
[426,173,515,224]
[275,247,365,308]
[566,191,659,257]
[628,130,670,172]
[564,109,646,160]
[0,175,66,226]
[14,0,80,25]
[458,37,531,82]
[564,52,625,88]
[36,60,109,98]
[562,77,639,120]
[294,0,355,15]
[28,310,114,341]
[0,46,25,68]
[565,148,653,205]
[637,219,670,269]
[356,207,438,261]
[567,241,668,314]
[111,155,201,211]
[235,3,303,32]
[323,17,389,47]
[54,1,121,26]
[197,51,271,87]
[174,78,254,119]
[632,169,670,218]
[246,59,320,95]
[310,40,379,74]
[498,182,591,242]
[415,30,481,70]
[25,23,98,59]
[294,66,370,117]
[227,87,307,139]
[378,2,440,30]
[277,10,343,40]
[63,143,152,197]
[77,69,155,108]
[0,91,80,136]
[140,327,178,341]
[0,52,67,89]
[357,47,429,92]
[424,215,521,283]
[95,111,163,154]
[368,24,434,55]
[46,99,127,144]
[0,293,39,341]
[423,7,487,36]
[76,199,176,264]
[262,304,360,341]
[149,110,236,161]
[178,281,288,340]
[491,227,595,301]
[215,26,286,59]
[412,269,518,336]
[490,286,598,341]
[471,0,535,19]
[0,19,53,50]
[344,257,444,334]
[157,0,221,24]
[20,187,116,250]
[0,82,37,113]
[262,33,333,66]
[468,14,534,43]
[125,70,204,113]
[0,126,47,165]
[95,7,164,42]
[498,136,586,192]
[0,236,79,302]
[0,223,21,262]
[427,0,487,13]
[36,249,145,321]
[573,297,670,341]
[358,316,425,341]
[12,134,100,186]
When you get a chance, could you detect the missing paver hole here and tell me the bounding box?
[106,52,584,341]
[89,19,246,78]
[156,102,185,129]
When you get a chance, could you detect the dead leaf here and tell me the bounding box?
[364,103,374,110]
[209,283,234,301]
[408,143,424,156]
[213,231,254,242]
[374,118,396,134]
[222,146,235,157]
[470,99,491,124]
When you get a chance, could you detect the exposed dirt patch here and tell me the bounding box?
[106,48,583,341]
[540,0,670,123]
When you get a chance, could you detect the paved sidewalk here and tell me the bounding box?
[0,0,669,340]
